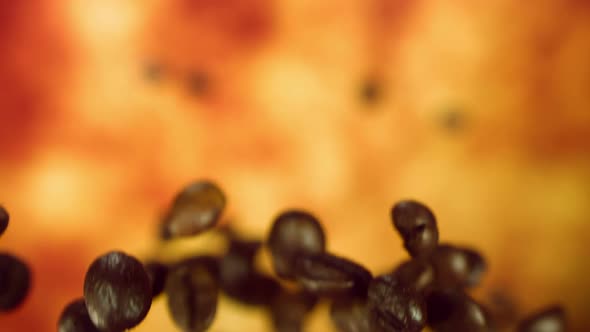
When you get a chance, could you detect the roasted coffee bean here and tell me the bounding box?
[426,289,491,332]
[174,255,220,280]
[294,253,372,297]
[268,210,326,279]
[270,289,318,332]
[430,244,486,289]
[83,251,151,331]
[517,305,566,332]
[0,206,9,237]
[330,296,371,332]
[58,298,100,332]
[0,253,31,312]
[145,262,168,298]
[367,274,426,332]
[391,200,439,257]
[166,261,218,332]
[162,180,226,238]
[390,259,435,294]
[220,238,280,305]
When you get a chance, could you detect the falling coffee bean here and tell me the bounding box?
[367,274,427,332]
[162,180,226,238]
[391,200,439,258]
[426,289,491,332]
[330,296,371,332]
[294,253,372,297]
[166,261,218,332]
[58,298,100,332]
[145,262,168,298]
[268,210,326,279]
[517,305,566,332]
[83,251,152,332]
[0,205,9,237]
[0,253,31,312]
[430,244,487,289]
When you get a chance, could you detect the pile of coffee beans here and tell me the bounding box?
[44,180,568,331]
[0,205,32,314]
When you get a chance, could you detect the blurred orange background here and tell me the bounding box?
[1,0,590,331]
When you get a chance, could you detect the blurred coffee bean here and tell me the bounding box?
[174,255,220,280]
[430,244,487,289]
[268,210,326,279]
[426,289,491,332]
[145,262,168,298]
[517,306,566,332]
[0,205,8,236]
[58,298,100,332]
[330,296,371,332]
[367,274,426,332]
[270,289,317,332]
[166,261,218,332]
[187,71,210,96]
[294,253,372,297]
[0,253,31,312]
[220,238,280,305]
[162,180,226,238]
[391,200,439,257]
[390,259,435,294]
[83,251,152,332]
[360,78,382,106]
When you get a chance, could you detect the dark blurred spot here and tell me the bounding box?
[187,71,210,96]
[144,63,164,82]
[360,79,382,106]
[440,108,467,133]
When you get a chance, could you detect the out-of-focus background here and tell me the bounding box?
[1,0,589,331]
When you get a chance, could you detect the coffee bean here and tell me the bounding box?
[367,274,426,332]
[390,259,435,294]
[145,262,168,298]
[162,181,226,238]
[294,253,372,297]
[220,238,280,305]
[517,305,566,332]
[426,289,491,332]
[58,298,100,332]
[430,244,486,289]
[166,261,218,332]
[174,255,220,280]
[268,210,326,279]
[270,289,317,332]
[0,206,9,237]
[83,251,152,332]
[391,200,439,258]
[0,253,31,312]
[330,296,371,332]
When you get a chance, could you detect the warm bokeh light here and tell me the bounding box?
[1,0,589,331]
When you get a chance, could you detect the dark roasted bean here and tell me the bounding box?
[367,274,426,332]
[174,255,220,280]
[0,205,9,237]
[270,289,317,332]
[83,251,152,332]
[391,200,439,258]
[390,259,435,294]
[58,298,100,332]
[220,238,280,305]
[162,181,226,238]
[430,244,486,289]
[294,253,372,297]
[145,262,168,298]
[0,253,31,312]
[330,296,371,332]
[517,305,566,332]
[268,210,326,279]
[426,289,491,332]
[166,261,218,332]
